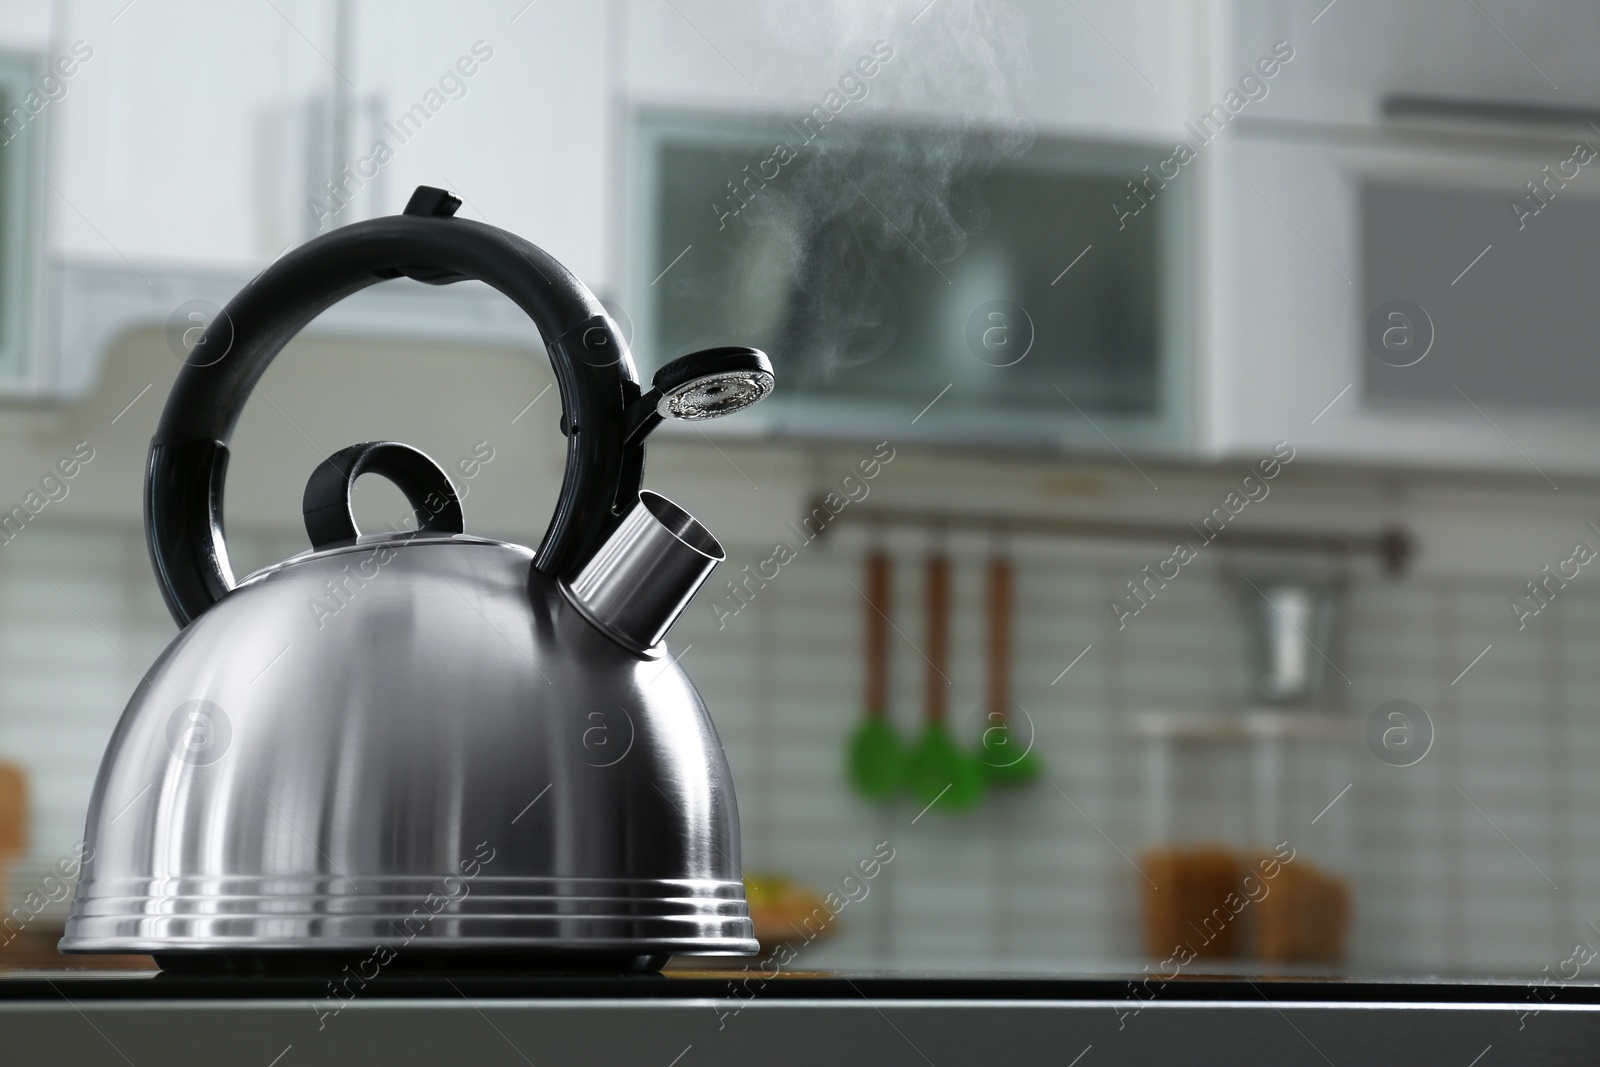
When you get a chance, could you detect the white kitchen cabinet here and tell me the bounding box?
[0,1,612,400]
[1019,0,1200,139]
[346,0,610,288]
[1226,0,1600,128]
[611,0,1206,461]
[45,1,327,269]
[37,0,609,278]
[28,0,1201,404]
[619,0,1197,141]
[1206,125,1600,475]
[622,115,1200,457]
[23,0,1600,478]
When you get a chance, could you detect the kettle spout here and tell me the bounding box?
[562,491,724,652]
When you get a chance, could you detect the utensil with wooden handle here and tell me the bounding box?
[848,550,904,799]
[980,552,1042,784]
[907,552,985,811]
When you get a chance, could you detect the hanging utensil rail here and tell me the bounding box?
[808,501,1413,576]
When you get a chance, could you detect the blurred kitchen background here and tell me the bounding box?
[1,0,1600,978]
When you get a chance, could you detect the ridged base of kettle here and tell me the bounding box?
[149,952,675,975]
[60,874,757,959]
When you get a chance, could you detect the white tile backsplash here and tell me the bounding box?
[677,525,1600,977]
[4,498,1600,978]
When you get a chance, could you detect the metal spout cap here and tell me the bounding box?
[563,491,724,652]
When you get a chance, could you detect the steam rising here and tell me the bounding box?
[730,0,1036,380]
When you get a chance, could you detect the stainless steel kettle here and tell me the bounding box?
[60,187,772,973]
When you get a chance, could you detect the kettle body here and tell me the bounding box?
[61,188,771,969]
[62,535,752,965]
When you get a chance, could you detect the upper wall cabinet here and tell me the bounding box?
[624,113,1197,456]
[3,0,1201,404]
[1207,3,1600,474]
[619,0,1197,141]
[1227,0,1600,128]
[611,0,1204,457]
[35,0,609,276]
[1208,125,1600,475]
[0,0,612,399]
[42,2,327,269]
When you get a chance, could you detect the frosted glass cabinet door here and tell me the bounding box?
[1362,180,1600,411]
[628,115,1197,456]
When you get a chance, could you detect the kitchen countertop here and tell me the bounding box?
[2,965,1598,1066]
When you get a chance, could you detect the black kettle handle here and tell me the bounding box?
[147,187,642,627]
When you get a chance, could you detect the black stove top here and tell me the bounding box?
[3,967,1596,1004]
[6,966,1599,1066]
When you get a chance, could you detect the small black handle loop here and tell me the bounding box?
[302,442,465,550]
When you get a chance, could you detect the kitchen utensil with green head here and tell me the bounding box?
[849,550,904,799]
[980,553,1042,784]
[907,552,985,811]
